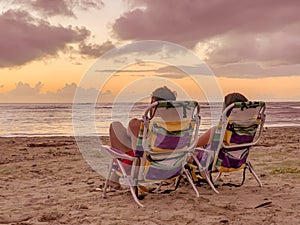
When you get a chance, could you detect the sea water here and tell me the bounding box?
[0,102,299,137]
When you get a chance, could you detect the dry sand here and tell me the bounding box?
[0,127,300,225]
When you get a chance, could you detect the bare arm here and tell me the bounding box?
[197,126,216,147]
[127,118,142,150]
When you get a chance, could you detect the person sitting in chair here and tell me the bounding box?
[196,92,248,147]
[108,86,177,188]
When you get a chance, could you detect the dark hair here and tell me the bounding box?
[151,86,176,102]
[224,92,248,107]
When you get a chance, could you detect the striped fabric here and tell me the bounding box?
[200,101,265,173]
[150,120,195,152]
[102,100,201,206]
[223,120,259,145]
[135,101,199,182]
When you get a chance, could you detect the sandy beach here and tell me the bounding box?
[0,127,299,225]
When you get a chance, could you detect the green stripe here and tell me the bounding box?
[151,123,193,136]
[148,157,184,170]
[156,101,197,108]
[234,101,265,108]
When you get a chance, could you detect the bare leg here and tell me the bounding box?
[127,118,142,149]
[193,126,216,163]
[108,121,132,187]
[107,120,142,187]
[109,121,132,153]
[197,126,216,147]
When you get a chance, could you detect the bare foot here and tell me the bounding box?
[107,180,121,190]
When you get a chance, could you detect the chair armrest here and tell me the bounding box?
[101,145,135,161]
[194,147,212,153]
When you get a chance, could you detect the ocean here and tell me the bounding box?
[0,102,299,137]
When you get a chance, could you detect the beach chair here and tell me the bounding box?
[192,101,266,193]
[101,100,201,207]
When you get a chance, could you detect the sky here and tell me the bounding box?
[0,0,300,103]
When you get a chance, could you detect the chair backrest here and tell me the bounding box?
[134,101,200,182]
[203,101,266,172]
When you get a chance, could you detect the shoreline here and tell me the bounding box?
[1,125,299,138]
[1,127,300,224]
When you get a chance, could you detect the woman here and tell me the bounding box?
[196,92,248,147]
[107,86,177,188]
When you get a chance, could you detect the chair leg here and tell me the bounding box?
[103,159,114,198]
[183,167,200,198]
[247,162,262,187]
[213,172,222,183]
[203,170,219,194]
[192,154,219,194]
[117,159,144,207]
[129,182,144,207]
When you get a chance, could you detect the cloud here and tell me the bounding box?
[9,82,44,96]
[0,82,45,102]
[55,83,78,98]
[75,0,104,11]
[0,10,90,67]
[102,40,177,59]
[14,0,104,17]
[211,62,300,78]
[205,29,300,66]
[100,89,112,95]
[113,0,300,66]
[94,63,212,79]
[156,65,195,79]
[0,82,103,103]
[79,41,115,58]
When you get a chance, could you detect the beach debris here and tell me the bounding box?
[95,187,102,191]
[254,201,272,209]
[38,211,63,222]
[0,215,32,224]
[74,204,89,210]
[27,142,73,148]
[271,167,300,174]
[86,179,95,185]
[29,169,40,174]
[78,204,89,210]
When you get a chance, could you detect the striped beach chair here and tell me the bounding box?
[192,101,266,193]
[102,101,201,207]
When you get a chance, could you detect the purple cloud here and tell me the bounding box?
[113,0,300,66]
[79,41,115,58]
[206,30,300,66]
[15,0,104,17]
[0,10,90,67]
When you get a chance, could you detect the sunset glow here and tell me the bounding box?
[1,1,299,102]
